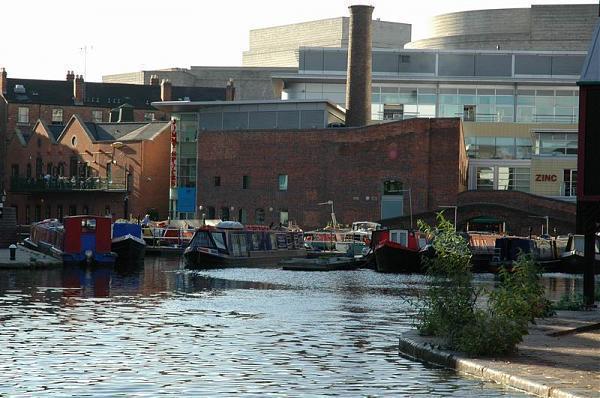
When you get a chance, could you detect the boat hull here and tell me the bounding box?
[112,235,147,264]
[375,242,422,273]
[184,248,306,269]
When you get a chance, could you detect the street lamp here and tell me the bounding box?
[439,205,458,231]
[318,200,338,229]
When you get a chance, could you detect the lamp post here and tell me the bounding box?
[439,205,458,231]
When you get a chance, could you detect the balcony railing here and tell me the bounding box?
[10,176,127,193]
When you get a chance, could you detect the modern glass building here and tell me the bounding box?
[277,47,582,202]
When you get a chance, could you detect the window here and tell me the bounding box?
[57,205,64,221]
[71,136,77,147]
[25,206,31,224]
[463,105,476,122]
[214,176,221,187]
[26,164,32,178]
[18,107,29,124]
[144,112,155,121]
[57,162,65,176]
[92,110,103,123]
[383,104,403,120]
[279,209,289,225]
[207,206,216,219]
[534,132,578,156]
[476,167,494,190]
[238,208,248,224]
[476,166,530,192]
[255,208,265,224]
[69,205,77,216]
[564,169,577,197]
[34,205,41,222]
[106,162,112,182]
[220,207,230,221]
[45,205,51,220]
[70,157,78,177]
[497,167,530,192]
[278,174,288,191]
[52,108,63,123]
[11,164,19,177]
[383,180,403,195]
[104,206,111,216]
[35,157,43,178]
[46,162,53,176]
[242,175,250,189]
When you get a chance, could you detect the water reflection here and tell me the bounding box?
[0,259,597,397]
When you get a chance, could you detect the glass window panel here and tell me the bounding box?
[476,167,494,190]
[382,94,400,104]
[381,87,398,93]
[477,95,495,105]
[496,95,514,105]
[418,88,437,94]
[418,104,436,118]
[496,105,514,122]
[458,95,476,105]
[439,94,457,105]
[439,104,459,117]
[555,95,577,107]
[398,91,417,105]
[439,88,457,95]
[517,95,535,106]
[517,106,534,122]
[495,137,515,159]
[477,137,495,158]
[418,94,436,105]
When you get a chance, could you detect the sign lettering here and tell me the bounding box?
[535,174,557,182]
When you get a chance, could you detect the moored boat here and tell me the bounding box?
[112,221,147,264]
[372,229,429,273]
[489,235,564,272]
[25,216,117,265]
[184,221,305,268]
[559,233,600,273]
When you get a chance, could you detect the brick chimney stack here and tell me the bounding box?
[345,4,374,127]
[66,70,75,82]
[150,74,159,86]
[74,74,85,105]
[0,68,6,95]
[161,79,172,101]
[225,78,236,101]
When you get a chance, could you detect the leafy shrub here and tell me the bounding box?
[455,311,525,356]
[414,213,553,356]
[553,294,585,311]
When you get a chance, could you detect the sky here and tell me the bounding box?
[1,0,597,82]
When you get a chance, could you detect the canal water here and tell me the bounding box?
[0,257,593,397]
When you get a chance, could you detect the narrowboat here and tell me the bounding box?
[489,235,565,272]
[112,221,147,264]
[184,221,306,268]
[371,229,429,273]
[303,228,345,252]
[25,216,117,265]
[559,233,600,273]
[335,221,380,257]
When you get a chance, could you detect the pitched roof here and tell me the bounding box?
[3,78,226,109]
[579,20,600,85]
[83,121,169,141]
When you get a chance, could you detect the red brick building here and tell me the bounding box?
[195,118,468,229]
[6,115,172,224]
[0,68,227,194]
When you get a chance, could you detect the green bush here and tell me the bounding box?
[414,213,552,356]
[455,311,525,356]
[553,294,585,311]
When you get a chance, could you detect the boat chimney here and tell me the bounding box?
[345,4,374,127]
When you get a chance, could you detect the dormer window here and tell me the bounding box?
[52,108,63,123]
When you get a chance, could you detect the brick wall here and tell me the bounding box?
[196,118,463,229]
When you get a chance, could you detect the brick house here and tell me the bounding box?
[6,114,173,224]
[0,68,228,194]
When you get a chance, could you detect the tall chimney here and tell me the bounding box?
[66,70,75,82]
[161,79,172,101]
[73,74,85,104]
[0,68,6,95]
[345,4,374,127]
[225,78,235,101]
[150,74,159,86]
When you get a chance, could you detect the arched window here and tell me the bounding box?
[220,207,230,221]
[255,208,265,224]
[26,164,32,179]
[383,180,403,195]
[35,157,43,178]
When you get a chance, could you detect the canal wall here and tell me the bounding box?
[0,207,17,248]
[399,312,599,398]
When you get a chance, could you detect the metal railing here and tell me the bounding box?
[10,176,127,193]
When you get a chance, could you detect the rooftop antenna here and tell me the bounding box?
[79,45,94,79]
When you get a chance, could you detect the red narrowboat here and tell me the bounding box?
[371,229,429,273]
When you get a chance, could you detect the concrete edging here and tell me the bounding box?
[398,332,583,398]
